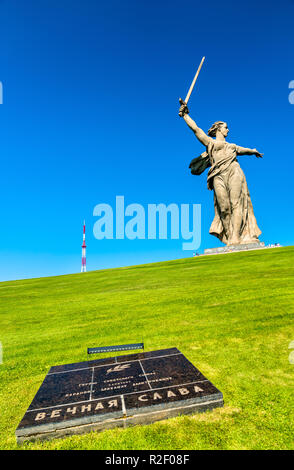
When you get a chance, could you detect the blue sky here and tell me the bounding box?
[0,0,293,281]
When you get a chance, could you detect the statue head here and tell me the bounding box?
[208,121,229,139]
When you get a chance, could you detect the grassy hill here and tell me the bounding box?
[0,246,293,450]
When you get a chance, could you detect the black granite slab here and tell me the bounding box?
[16,348,223,443]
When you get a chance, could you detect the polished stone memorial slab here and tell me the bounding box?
[16,348,223,443]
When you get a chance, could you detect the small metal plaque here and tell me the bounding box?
[87,343,144,354]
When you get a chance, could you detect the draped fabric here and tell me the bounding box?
[189,151,211,175]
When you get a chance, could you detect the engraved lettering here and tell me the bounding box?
[138,394,148,401]
[95,402,104,410]
[50,409,62,418]
[153,392,162,400]
[66,407,77,415]
[108,400,118,408]
[81,404,91,412]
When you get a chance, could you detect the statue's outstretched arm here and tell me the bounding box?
[236,146,263,158]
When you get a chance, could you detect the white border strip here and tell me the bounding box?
[138,360,152,390]
[89,368,95,401]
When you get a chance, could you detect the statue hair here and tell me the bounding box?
[207,121,225,137]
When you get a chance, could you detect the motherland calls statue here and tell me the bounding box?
[179,58,263,247]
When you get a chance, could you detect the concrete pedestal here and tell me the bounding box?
[204,241,265,255]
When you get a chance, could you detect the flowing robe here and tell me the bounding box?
[189,140,261,245]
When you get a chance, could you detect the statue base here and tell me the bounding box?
[204,241,265,255]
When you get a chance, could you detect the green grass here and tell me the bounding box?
[0,247,293,450]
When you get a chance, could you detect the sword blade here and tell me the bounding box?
[184,56,205,104]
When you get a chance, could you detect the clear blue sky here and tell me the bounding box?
[0,0,293,281]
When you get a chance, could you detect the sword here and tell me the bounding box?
[179,56,205,116]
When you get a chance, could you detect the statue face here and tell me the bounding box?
[220,122,229,137]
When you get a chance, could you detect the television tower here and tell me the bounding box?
[81,220,86,272]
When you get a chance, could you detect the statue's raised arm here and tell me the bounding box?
[179,101,210,147]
